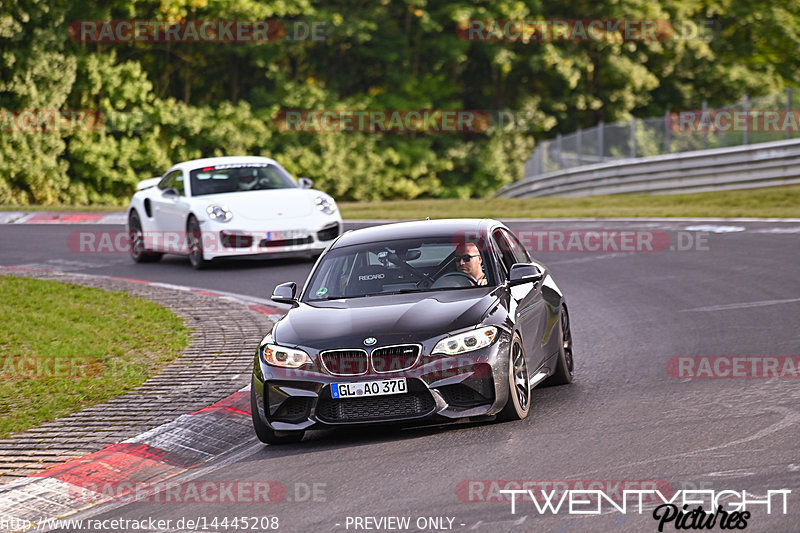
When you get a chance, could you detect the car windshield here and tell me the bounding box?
[189,163,297,196]
[303,236,494,301]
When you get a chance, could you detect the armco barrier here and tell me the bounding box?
[497,138,800,198]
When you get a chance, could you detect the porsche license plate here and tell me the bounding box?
[265,230,304,241]
[331,378,407,399]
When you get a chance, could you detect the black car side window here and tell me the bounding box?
[502,228,531,263]
[492,230,516,275]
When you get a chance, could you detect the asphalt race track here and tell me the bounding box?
[2,219,800,532]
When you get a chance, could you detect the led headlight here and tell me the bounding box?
[207,204,232,222]
[315,195,337,215]
[260,343,311,368]
[432,326,498,356]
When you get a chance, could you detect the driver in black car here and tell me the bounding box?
[454,242,487,285]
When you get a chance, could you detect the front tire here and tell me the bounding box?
[250,382,305,445]
[186,216,207,270]
[128,211,162,263]
[543,305,574,386]
[497,334,531,421]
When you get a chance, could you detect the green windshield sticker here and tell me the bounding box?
[316,287,328,296]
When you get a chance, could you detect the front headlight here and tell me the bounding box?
[259,343,311,368]
[207,204,232,222]
[315,195,337,215]
[432,326,498,356]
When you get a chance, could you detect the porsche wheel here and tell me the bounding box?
[129,211,162,263]
[497,334,530,421]
[186,216,207,270]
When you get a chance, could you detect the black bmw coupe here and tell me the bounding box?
[251,219,574,443]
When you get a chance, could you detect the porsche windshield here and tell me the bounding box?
[303,237,494,301]
[190,163,297,196]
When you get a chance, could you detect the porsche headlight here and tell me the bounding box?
[260,343,311,368]
[207,204,232,222]
[432,326,498,356]
[315,195,337,215]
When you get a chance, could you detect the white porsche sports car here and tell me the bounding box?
[126,156,342,269]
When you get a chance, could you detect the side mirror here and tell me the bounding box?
[508,263,544,285]
[161,188,179,198]
[298,177,314,189]
[271,281,298,304]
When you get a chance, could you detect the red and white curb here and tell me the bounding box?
[0,267,287,532]
[0,388,254,532]
[0,212,127,225]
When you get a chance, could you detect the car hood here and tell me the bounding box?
[195,189,315,220]
[274,289,500,349]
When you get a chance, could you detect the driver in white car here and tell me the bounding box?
[454,242,487,285]
[237,170,260,191]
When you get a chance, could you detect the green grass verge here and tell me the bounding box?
[0,276,188,437]
[339,185,800,219]
[3,184,800,219]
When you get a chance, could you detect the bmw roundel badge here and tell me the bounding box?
[364,337,377,346]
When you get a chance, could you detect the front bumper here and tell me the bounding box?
[251,330,512,431]
[199,220,341,260]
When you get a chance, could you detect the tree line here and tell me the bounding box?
[1,0,797,205]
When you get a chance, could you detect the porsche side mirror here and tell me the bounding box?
[509,263,543,285]
[272,281,298,304]
[298,177,314,189]
[161,188,179,198]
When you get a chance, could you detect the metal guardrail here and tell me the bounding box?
[497,138,800,198]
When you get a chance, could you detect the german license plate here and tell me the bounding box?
[266,230,303,241]
[331,378,407,399]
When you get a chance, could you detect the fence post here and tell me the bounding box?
[630,118,636,158]
[576,128,583,165]
[597,120,604,162]
[787,86,792,140]
[556,133,563,170]
[536,143,543,175]
[702,100,708,149]
[664,109,671,153]
[743,94,749,145]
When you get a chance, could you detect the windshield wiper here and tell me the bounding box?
[374,288,424,296]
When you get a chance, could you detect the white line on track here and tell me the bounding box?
[682,297,800,312]
[560,406,800,480]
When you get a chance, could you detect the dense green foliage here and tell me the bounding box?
[1,0,798,204]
